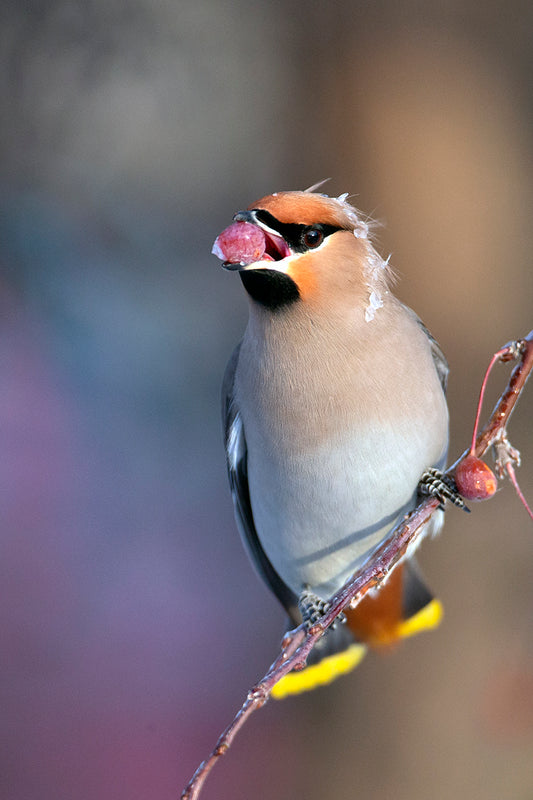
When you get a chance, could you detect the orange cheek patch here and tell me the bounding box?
[286,260,318,300]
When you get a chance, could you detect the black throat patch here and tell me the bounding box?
[240,269,300,311]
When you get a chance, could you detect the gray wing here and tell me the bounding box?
[401,303,449,393]
[222,344,299,618]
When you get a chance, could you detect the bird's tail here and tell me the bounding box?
[271,560,442,699]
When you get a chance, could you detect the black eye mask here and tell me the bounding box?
[252,209,343,253]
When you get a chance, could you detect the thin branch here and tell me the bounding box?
[460,330,533,463]
[505,461,533,521]
[181,330,533,800]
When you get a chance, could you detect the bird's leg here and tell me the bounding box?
[418,468,469,512]
[299,586,346,628]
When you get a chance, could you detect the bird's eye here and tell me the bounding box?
[302,226,324,249]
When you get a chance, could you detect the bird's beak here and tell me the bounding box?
[212,212,291,272]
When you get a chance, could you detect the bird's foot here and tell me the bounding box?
[418,468,469,512]
[299,586,346,629]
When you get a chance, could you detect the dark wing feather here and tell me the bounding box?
[400,303,449,393]
[417,319,449,394]
[401,557,435,619]
[222,344,299,618]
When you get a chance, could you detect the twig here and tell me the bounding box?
[458,330,533,464]
[505,461,533,521]
[181,330,533,800]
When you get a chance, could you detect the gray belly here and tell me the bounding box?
[246,424,444,599]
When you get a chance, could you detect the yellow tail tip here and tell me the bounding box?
[271,643,367,700]
[395,598,443,640]
[270,600,442,700]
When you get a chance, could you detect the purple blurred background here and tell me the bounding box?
[1,2,532,799]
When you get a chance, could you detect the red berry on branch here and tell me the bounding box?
[455,454,498,501]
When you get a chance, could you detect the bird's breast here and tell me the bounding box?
[235,305,448,598]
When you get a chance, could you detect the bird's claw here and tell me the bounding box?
[298,587,346,628]
[418,468,470,512]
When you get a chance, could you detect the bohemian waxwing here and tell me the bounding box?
[213,188,452,698]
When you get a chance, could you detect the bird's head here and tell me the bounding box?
[212,190,392,318]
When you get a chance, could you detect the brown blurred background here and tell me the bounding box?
[1,2,532,799]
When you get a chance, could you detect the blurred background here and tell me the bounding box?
[1,1,532,798]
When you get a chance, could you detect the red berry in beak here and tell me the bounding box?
[212,221,266,266]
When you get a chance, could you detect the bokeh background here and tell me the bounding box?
[1,2,533,799]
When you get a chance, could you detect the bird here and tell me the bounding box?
[213,187,453,699]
